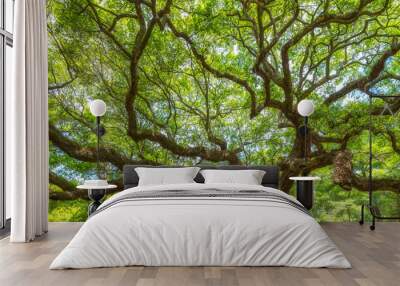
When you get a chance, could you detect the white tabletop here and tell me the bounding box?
[77,184,118,190]
[289,176,321,181]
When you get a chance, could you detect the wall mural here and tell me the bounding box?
[47,0,400,221]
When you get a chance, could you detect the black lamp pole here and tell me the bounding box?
[94,116,105,178]
[304,116,308,164]
[96,116,101,178]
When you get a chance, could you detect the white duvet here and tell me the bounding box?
[50,183,351,269]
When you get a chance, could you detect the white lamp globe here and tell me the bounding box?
[297,99,315,117]
[89,99,107,117]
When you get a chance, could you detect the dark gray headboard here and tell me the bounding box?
[123,165,279,189]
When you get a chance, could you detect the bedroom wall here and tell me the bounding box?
[47,0,400,222]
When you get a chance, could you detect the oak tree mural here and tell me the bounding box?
[48,0,400,219]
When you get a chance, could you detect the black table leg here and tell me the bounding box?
[87,189,106,216]
[296,180,314,210]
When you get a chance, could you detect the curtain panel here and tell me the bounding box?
[9,0,49,242]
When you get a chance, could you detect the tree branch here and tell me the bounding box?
[49,171,122,200]
[49,124,153,169]
[324,41,400,104]
[166,17,259,117]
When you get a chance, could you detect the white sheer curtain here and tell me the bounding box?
[9,0,48,242]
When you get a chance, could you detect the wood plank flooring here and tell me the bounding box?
[0,222,399,286]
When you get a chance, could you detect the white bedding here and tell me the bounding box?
[50,183,351,269]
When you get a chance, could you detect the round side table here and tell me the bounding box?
[77,184,117,216]
[289,177,320,210]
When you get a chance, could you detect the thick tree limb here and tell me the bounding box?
[49,171,86,200]
[49,124,153,169]
[49,171,123,200]
[50,171,76,193]
[324,41,400,104]
[129,129,240,163]
[49,189,89,200]
[351,175,400,194]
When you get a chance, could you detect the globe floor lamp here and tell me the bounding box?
[89,99,107,178]
[292,99,318,210]
[84,99,109,216]
[297,99,315,164]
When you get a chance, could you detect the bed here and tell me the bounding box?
[50,165,351,269]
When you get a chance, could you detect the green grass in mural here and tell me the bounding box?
[49,199,89,222]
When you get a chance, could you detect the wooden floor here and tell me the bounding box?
[0,223,399,286]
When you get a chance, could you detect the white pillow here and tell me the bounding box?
[135,167,200,186]
[200,169,266,185]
